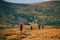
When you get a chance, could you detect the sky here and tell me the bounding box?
[3,0,50,4]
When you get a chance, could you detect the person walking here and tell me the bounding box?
[19,22,24,32]
[31,26,33,30]
[38,24,40,30]
[42,25,44,29]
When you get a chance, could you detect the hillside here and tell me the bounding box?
[0,1,60,27]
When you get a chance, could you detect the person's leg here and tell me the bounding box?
[20,27,22,32]
[39,26,40,30]
[42,25,44,29]
[38,26,40,30]
[38,25,40,30]
[31,26,32,30]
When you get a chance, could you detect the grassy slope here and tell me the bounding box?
[0,26,60,40]
[0,1,60,27]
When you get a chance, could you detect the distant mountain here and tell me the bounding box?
[0,1,60,27]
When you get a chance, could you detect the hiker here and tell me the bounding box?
[19,22,24,32]
[31,26,33,30]
[42,25,44,29]
[38,24,40,30]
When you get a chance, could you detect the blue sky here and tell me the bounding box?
[4,0,50,4]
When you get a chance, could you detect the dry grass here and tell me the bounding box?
[0,26,60,40]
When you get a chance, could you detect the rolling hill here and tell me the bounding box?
[0,1,60,27]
